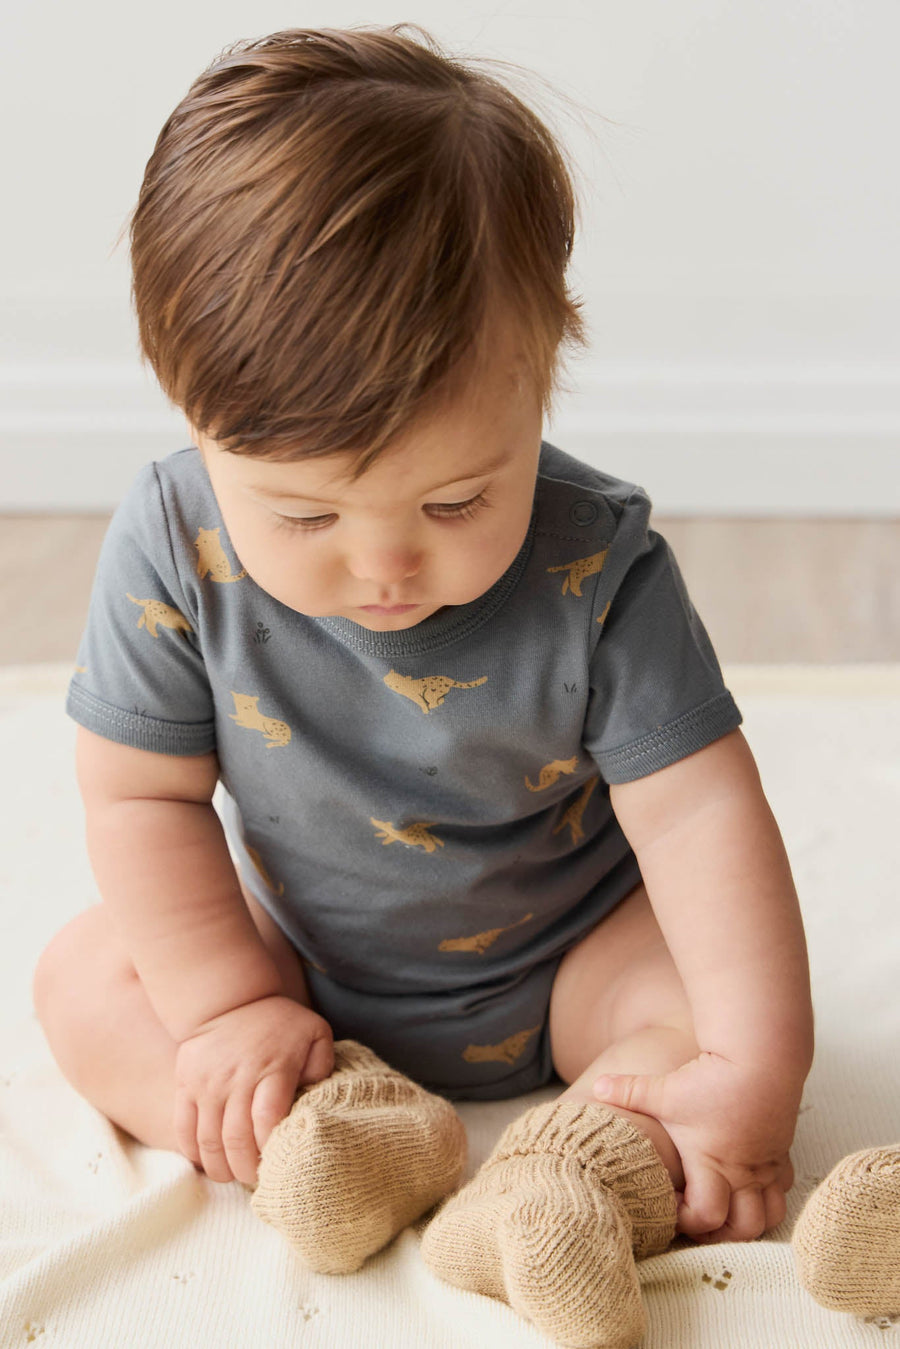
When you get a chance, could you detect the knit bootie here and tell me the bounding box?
[792,1145,900,1316]
[420,1099,677,1349]
[250,1040,467,1274]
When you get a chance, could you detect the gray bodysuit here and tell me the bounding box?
[66,440,741,1099]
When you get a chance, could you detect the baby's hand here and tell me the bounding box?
[593,1052,801,1242]
[173,995,334,1186]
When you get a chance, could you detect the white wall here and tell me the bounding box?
[2,0,898,513]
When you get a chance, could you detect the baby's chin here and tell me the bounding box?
[342,602,450,632]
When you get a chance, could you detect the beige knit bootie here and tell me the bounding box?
[250,1040,467,1274]
[792,1145,900,1316]
[420,1099,677,1349]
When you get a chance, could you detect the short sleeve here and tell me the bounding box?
[66,460,216,755]
[584,492,741,784]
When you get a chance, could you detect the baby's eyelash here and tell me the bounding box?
[271,490,491,532]
[272,512,336,532]
[425,490,490,521]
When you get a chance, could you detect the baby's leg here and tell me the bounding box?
[34,889,467,1273]
[31,879,312,1157]
[548,880,694,1192]
[549,883,791,1229]
[423,884,715,1349]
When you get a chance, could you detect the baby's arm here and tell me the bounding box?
[76,726,287,1040]
[75,726,333,1182]
[598,727,814,1237]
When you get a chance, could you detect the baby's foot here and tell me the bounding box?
[251,1040,466,1273]
[421,1100,676,1349]
[792,1145,900,1316]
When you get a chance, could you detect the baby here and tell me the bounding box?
[31,24,835,1349]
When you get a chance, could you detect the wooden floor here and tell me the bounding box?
[0,514,898,665]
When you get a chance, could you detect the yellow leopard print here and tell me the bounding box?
[462,1025,541,1065]
[546,548,609,597]
[370,819,445,852]
[438,912,534,955]
[383,669,487,714]
[525,756,578,792]
[228,692,291,748]
[126,593,193,639]
[553,776,599,845]
[195,526,247,583]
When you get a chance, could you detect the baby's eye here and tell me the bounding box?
[272,512,337,532]
[425,491,489,521]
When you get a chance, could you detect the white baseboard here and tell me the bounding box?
[2,357,898,514]
[548,359,900,515]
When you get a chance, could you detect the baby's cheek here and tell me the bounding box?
[449,543,515,603]
[241,554,320,614]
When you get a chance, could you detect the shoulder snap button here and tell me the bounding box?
[570,500,599,526]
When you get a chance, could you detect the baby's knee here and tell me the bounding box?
[33,903,134,1047]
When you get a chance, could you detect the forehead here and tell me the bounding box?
[204,353,537,503]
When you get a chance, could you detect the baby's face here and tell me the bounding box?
[192,356,543,632]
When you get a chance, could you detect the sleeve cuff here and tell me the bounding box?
[66,682,216,756]
[596,690,743,784]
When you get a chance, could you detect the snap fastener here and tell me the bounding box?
[570,500,598,526]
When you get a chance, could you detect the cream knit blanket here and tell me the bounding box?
[1,663,898,1348]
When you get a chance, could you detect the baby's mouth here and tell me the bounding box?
[358,602,421,614]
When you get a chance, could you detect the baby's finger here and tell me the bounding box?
[299,1029,335,1086]
[761,1180,787,1233]
[221,1086,263,1187]
[173,1090,201,1167]
[195,1096,231,1184]
[251,1071,296,1157]
[720,1185,767,1242]
[678,1167,732,1237]
[778,1155,795,1193]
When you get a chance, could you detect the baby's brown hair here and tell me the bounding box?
[128,24,588,473]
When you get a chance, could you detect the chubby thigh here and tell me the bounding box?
[547,879,694,1085]
[33,871,687,1119]
[31,877,315,1155]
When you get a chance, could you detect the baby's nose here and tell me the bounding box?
[346,542,421,584]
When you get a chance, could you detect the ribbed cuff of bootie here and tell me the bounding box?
[489,1099,677,1259]
[291,1039,425,1109]
[329,1040,387,1076]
